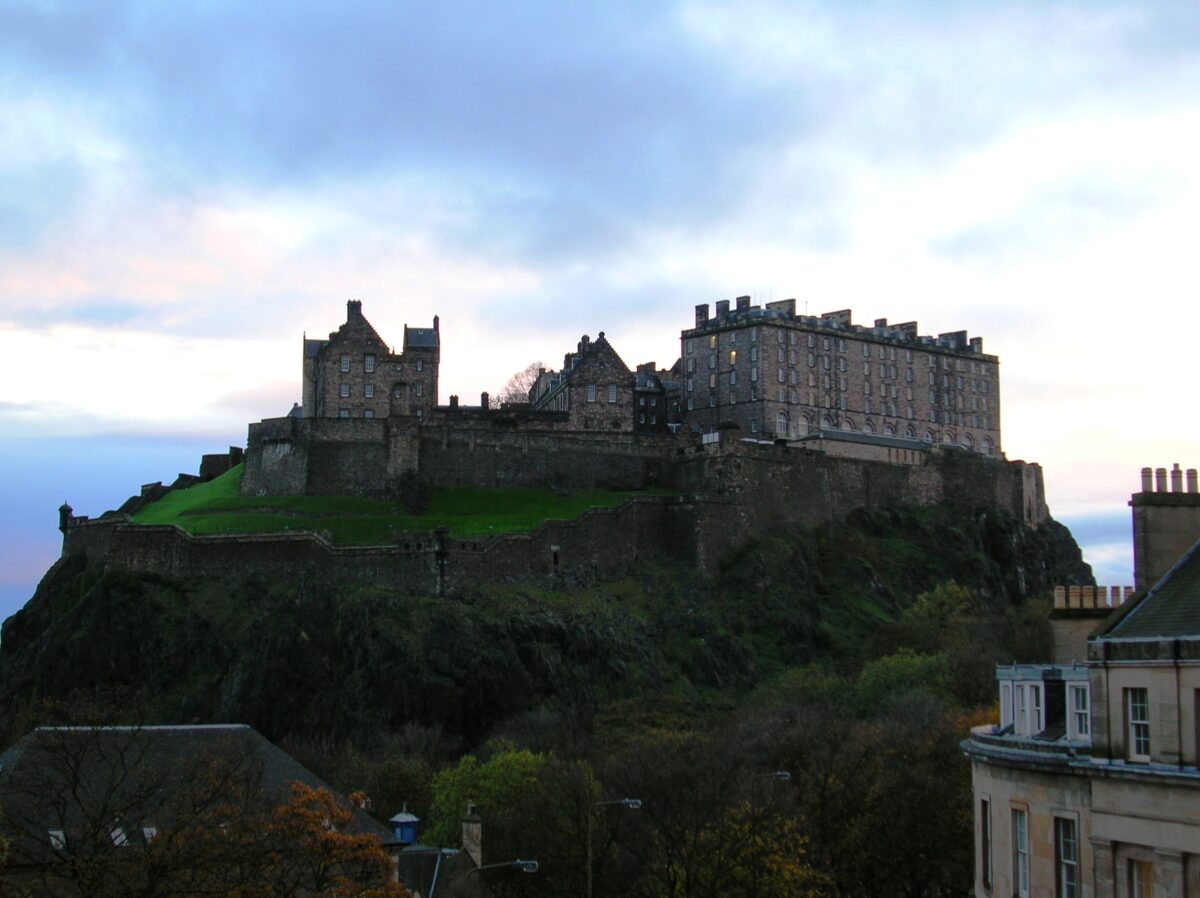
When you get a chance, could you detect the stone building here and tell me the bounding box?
[678,296,1000,454]
[528,332,636,432]
[301,300,439,419]
[964,466,1200,898]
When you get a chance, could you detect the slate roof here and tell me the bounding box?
[795,429,929,451]
[0,724,391,863]
[405,327,439,348]
[1100,538,1200,640]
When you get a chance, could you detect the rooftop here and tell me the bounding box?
[1099,538,1200,640]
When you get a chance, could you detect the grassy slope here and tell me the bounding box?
[130,465,672,544]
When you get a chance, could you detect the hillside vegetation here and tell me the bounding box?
[0,497,1093,897]
[130,464,672,543]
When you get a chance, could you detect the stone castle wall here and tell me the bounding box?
[66,442,1047,593]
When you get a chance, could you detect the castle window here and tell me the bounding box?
[709,374,716,389]
[651,414,656,423]
[365,354,376,373]
[587,384,596,403]
[790,332,797,346]
[710,335,717,349]
[822,336,830,350]
[364,384,375,398]
[340,384,350,398]
[364,409,374,418]
[750,367,757,382]
[687,397,694,410]
[709,353,716,370]
[340,354,350,372]
[777,369,785,383]
[394,387,403,398]
[906,368,913,382]
[838,357,846,373]
[729,350,737,366]
[687,378,693,392]
[822,356,830,370]
[1126,688,1150,760]
[750,420,758,432]
[789,370,797,385]
[865,399,872,414]
[608,384,617,403]
[751,328,757,342]
[639,397,646,407]
[906,350,913,362]
[639,413,645,424]
[729,370,737,386]
[750,347,758,362]
[687,358,696,373]
[339,409,350,418]
[864,382,871,395]
[750,386,757,400]
[416,359,423,372]
[416,384,423,396]
[709,395,716,407]
[686,339,693,354]
[730,331,736,343]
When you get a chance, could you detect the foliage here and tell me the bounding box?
[495,361,545,407]
[131,466,672,543]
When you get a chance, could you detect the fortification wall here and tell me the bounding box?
[418,427,677,490]
[61,497,679,595]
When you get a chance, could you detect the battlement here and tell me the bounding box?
[687,299,992,357]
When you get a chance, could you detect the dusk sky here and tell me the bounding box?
[2,0,1198,622]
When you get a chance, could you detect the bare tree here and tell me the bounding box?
[495,361,545,407]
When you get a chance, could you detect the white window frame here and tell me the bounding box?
[1127,687,1150,761]
[1055,816,1079,898]
[587,384,596,403]
[339,383,350,398]
[1069,685,1090,740]
[340,354,350,372]
[1012,808,1029,898]
[607,384,617,403]
[1016,685,1027,735]
[364,354,376,373]
[1030,684,1043,733]
[1000,682,1012,728]
[364,384,374,398]
[338,408,350,419]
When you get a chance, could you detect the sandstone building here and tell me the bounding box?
[964,466,1200,898]
[680,297,1000,453]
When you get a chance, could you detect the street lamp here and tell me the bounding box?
[587,798,640,898]
[468,858,540,876]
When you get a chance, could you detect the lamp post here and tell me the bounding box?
[586,797,641,898]
[467,858,540,876]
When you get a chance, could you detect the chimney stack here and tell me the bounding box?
[462,802,482,867]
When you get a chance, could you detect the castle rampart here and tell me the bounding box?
[64,444,1048,593]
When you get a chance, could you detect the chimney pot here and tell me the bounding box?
[1171,463,1183,493]
[1141,467,1153,492]
[1156,467,1168,492]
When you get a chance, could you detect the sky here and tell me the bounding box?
[1,0,1198,621]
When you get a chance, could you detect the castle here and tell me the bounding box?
[60,297,1040,595]
[243,298,1001,499]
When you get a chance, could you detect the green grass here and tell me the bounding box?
[131,465,673,544]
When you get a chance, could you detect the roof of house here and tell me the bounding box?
[0,724,391,861]
[1099,538,1200,640]
[405,327,439,348]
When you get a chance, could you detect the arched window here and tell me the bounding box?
[776,411,788,437]
[843,417,855,431]
[923,430,934,443]
[983,435,994,457]
[884,423,896,436]
[864,419,876,434]
[963,432,975,450]
[905,426,915,438]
